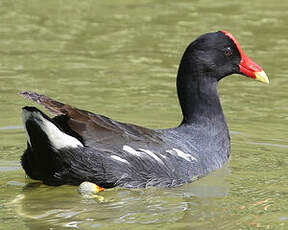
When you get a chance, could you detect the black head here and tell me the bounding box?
[180,31,242,81]
[176,31,268,124]
[178,31,268,83]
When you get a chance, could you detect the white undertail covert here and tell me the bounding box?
[22,109,83,149]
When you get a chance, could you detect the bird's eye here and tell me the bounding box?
[223,47,233,57]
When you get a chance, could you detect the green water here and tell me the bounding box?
[0,0,287,229]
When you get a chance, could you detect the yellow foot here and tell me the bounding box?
[78,181,104,199]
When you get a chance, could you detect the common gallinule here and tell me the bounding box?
[20,31,269,188]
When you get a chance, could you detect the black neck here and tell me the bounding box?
[177,57,225,126]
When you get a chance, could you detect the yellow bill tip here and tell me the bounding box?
[255,70,269,84]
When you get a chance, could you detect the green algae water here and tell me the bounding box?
[0,0,287,229]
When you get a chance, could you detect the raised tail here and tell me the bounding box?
[21,106,83,184]
[20,91,67,116]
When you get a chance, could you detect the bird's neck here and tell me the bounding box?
[177,63,225,126]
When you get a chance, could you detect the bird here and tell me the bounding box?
[20,31,269,189]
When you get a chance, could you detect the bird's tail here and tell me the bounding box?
[21,106,83,184]
[20,91,66,116]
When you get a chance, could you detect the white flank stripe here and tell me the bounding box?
[166,148,197,162]
[166,150,174,155]
[139,148,164,165]
[123,145,141,156]
[111,155,129,164]
[173,148,197,162]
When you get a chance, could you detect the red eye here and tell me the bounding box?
[224,47,232,56]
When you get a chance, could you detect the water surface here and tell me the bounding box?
[0,0,287,229]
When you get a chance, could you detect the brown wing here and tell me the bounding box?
[20,91,158,147]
